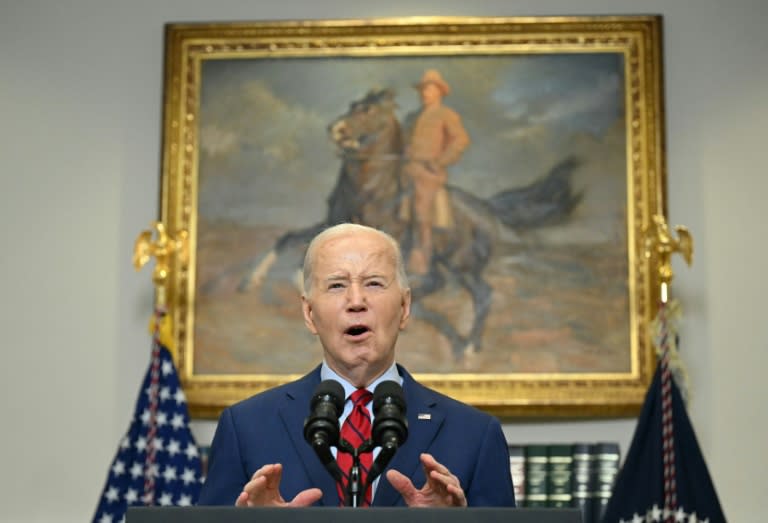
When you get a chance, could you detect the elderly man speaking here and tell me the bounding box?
[198,223,514,508]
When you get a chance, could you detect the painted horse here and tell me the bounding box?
[231,88,582,359]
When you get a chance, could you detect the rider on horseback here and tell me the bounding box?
[401,69,470,275]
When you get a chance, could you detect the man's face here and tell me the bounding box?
[302,231,411,387]
[419,82,443,106]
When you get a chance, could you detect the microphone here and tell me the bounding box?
[366,380,408,487]
[372,380,408,447]
[303,380,345,481]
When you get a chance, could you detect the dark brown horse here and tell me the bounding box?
[235,88,581,359]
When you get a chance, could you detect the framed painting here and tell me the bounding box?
[159,16,667,418]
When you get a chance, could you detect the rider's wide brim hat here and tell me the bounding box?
[413,69,451,96]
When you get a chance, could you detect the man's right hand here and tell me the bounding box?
[235,463,323,507]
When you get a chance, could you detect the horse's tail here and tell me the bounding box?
[487,155,583,229]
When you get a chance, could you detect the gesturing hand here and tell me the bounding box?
[235,463,322,507]
[385,453,467,507]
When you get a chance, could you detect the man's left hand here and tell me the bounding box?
[385,453,467,507]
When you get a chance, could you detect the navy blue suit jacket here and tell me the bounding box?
[198,364,515,507]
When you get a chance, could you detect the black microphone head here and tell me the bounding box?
[304,380,344,448]
[311,380,345,412]
[373,380,406,414]
[372,380,408,447]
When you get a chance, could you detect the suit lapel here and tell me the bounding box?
[372,366,445,506]
[277,367,340,507]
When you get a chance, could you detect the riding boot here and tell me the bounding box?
[409,222,432,275]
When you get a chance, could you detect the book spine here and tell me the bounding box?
[523,444,549,507]
[546,444,573,508]
[571,443,596,523]
[593,442,620,523]
[508,444,526,506]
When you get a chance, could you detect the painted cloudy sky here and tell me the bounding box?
[197,53,626,243]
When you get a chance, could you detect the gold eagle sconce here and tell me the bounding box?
[133,221,189,306]
[644,214,693,303]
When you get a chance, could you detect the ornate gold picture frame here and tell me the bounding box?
[159,16,666,418]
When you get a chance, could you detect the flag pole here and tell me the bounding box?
[131,222,189,504]
[92,223,200,522]
[643,214,694,522]
[604,215,725,522]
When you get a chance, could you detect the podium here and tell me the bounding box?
[127,506,582,523]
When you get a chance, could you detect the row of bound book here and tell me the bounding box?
[508,442,620,523]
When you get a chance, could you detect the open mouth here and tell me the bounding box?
[345,325,370,337]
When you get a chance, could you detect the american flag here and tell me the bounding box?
[601,300,725,523]
[92,315,202,523]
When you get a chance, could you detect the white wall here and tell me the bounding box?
[1,1,766,521]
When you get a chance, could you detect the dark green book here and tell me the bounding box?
[523,444,548,507]
[593,442,620,522]
[570,443,596,523]
[546,444,573,508]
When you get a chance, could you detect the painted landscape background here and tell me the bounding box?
[192,53,630,375]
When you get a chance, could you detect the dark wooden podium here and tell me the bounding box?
[127,506,582,523]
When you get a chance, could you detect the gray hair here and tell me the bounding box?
[302,223,409,295]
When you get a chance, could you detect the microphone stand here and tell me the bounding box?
[365,439,397,491]
[338,439,376,507]
[308,434,344,484]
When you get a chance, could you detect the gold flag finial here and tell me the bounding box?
[132,221,189,306]
[644,214,693,303]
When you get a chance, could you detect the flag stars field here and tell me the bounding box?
[151,437,164,452]
[104,487,120,503]
[181,467,198,486]
[92,339,202,523]
[129,463,143,479]
[171,413,185,430]
[185,442,198,460]
[174,388,186,405]
[619,506,710,523]
[124,489,138,504]
[166,438,181,456]
[163,465,178,482]
[111,460,125,477]
[159,386,171,401]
